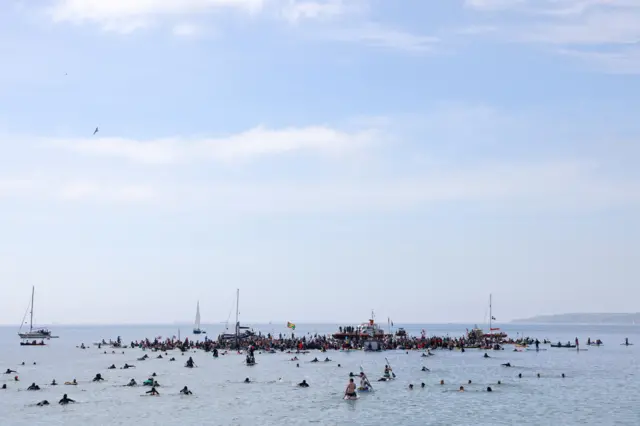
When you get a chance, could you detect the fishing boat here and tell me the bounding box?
[18,287,58,340]
[193,301,205,334]
[219,289,255,345]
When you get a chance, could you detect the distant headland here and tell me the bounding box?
[511,313,640,325]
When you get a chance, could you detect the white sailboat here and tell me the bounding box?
[193,301,205,334]
[220,289,255,345]
[18,286,58,340]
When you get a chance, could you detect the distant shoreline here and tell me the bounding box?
[512,313,640,325]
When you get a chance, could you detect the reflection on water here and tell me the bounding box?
[0,324,639,425]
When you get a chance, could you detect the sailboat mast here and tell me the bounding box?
[489,294,492,333]
[235,288,240,348]
[30,286,34,332]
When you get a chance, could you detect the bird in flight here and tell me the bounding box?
[93,127,99,135]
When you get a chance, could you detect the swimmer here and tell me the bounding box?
[344,378,357,398]
[561,373,565,378]
[126,379,137,387]
[145,387,160,396]
[1,384,6,389]
[108,364,116,370]
[497,381,501,385]
[468,380,472,384]
[27,383,41,391]
[122,364,135,369]
[92,374,104,382]
[310,358,319,363]
[59,394,76,405]
[296,363,299,368]
[156,355,163,359]
[324,358,331,362]
[409,384,413,389]
[487,387,492,392]
[36,400,50,406]
[298,380,309,388]
[483,353,490,358]
[169,358,176,362]
[421,366,430,372]
[180,386,192,395]
[440,380,444,385]
[501,362,511,367]
[459,386,464,392]
[4,369,16,374]
[51,380,57,386]
[518,373,522,378]
[537,373,540,378]
[337,364,341,367]
[244,378,251,383]
[421,382,425,388]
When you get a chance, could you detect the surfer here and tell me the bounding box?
[92,374,104,382]
[180,386,192,395]
[145,387,160,396]
[311,358,319,363]
[127,379,137,387]
[487,387,492,392]
[298,380,309,388]
[344,378,357,399]
[4,369,16,374]
[324,357,331,362]
[501,362,511,367]
[36,400,50,406]
[421,366,429,372]
[1,384,6,389]
[122,364,135,369]
[244,378,251,383]
[51,380,57,386]
[27,383,41,391]
[421,382,425,388]
[483,353,490,358]
[108,364,116,369]
[185,357,195,368]
[59,394,75,405]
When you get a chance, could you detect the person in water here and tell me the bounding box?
[383,365,392,379]
[108,364,116,369]
[502,362,511,367]
[408,384,413,389]
[122,364,134,369]
[311,358,319,363]
[345,378,357,398]
[4,369,16,374]
[51,380,57,386]
[146,387,160,396]
[180,386,192,395]
[93,374,104,382]
[440,380,445,385]
[459,386,465,392]
[59,394,75,405]
[324,358,331,362]
[27,383,41,391]
[36,400,50,406]
[421,366,430,372]
[244,378,251,383]
[1,384,6,389]
[298,380,309,388]
[185,357,195,368]
[127,379,137,387]
[483,353,490,358]
[487,387,492,392]
[421,382,425,388]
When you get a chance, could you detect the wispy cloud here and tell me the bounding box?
[47,125,380,165]
[465,0,640,72]
[329,24,439,53]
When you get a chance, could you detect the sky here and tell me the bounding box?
[1,0,639,326]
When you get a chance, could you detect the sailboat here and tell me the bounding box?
[219,289,255,345]
[193,301,205,334]
[18,286,58,340]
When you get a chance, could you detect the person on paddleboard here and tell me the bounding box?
[345,378,357,398]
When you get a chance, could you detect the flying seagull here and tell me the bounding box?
[93,127,99,135]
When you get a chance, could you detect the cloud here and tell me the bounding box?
[465,0,640,72]
[329,24,439,53]
[48,0,265,33]
[47,125,380,165]
[281,0,354,23]
[172,23,206,38]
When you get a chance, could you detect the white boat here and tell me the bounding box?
[193,301,205,334]
[18,287,58,340]
[219,289,255,344]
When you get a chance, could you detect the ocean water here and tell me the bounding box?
[1,323,639,426]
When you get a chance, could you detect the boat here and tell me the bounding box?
[333,311,386,341]
[467,294,507,342]
[18,287,58,340]
[193,301,205,334]
[218,289,256,344]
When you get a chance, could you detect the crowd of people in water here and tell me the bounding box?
[3,330,634,406]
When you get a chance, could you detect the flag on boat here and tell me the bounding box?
[287,322,296,330]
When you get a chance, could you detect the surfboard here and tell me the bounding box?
[344,395,359,400]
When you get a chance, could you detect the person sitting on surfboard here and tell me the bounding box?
[345,378,357,398]
[180,386,192,395]
[358,373,369,390]
[59,394,75,405]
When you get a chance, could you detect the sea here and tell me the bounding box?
[1,323,638,426]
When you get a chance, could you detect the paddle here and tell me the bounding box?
[359,365,374,391]
[385,357,397,378]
